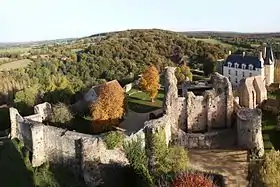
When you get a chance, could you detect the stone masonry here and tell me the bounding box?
[236,108,264,157]
[239,75,267,109]
[186,73,234,132]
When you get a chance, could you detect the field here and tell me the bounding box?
[192,38,233,48]
[127,88,164,113]
[0,59,32,71]
[0,47,31,55]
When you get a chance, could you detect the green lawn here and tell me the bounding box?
[0,139,87,187]
[127,88,164,113]
[192,38,233,48]
[262,111,280,150]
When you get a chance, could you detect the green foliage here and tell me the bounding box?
[104,131,125,149]
[151,129,188,178]
[0,139,86,187]
[14,85,39,115]
[50,103,74,127]
[175,65,193,84]
[260,149,280,187]
[123,136,153,185]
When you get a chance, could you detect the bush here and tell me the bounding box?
[50,103,74,127]
[152,129,188,177]
[123,136,153,185]
[260,149,280,187]
[104,131,125,149]
[171,173,214,187]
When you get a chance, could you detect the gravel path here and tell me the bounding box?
[188,149,249,187]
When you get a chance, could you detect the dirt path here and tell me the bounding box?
[188,149,249,187]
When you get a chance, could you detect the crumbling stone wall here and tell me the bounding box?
[173,129,235,149]
[186,73,234,132]
[186,93,207,132]
[239,76,267,109]
[10,102,52,149]
[236,108,264,157]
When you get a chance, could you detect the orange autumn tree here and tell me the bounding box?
[90,81,125,133]
[139,65,160,102]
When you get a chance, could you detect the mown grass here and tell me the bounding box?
[0,59,32,71]
[0,139,87,187]
[262,111,280,150]
[127,88,164,113]
[192,38,233,48]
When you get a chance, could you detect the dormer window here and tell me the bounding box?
[234,63,239,68]
[228,62,232,68]
[241,64,246,69]
[248,64,253,71]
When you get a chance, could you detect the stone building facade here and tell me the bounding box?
[223,46,275,87]
[239,75,267,109]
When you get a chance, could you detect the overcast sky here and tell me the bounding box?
[1,0,280,42]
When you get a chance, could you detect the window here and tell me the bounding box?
[235,71,238,76]
[228,62,232,67]
[242,72,245,77]
[241,64,246,69]
[249,64,253,71]
[228,69,231,75]
[249,73,252,77]
[234,63,239,68]
[235,78,238,83]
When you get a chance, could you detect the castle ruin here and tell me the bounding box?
[9,66,265,186]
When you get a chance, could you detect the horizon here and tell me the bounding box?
[2,29,280,44]
[1,0,280,43]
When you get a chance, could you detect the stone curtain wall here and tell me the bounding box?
[186,73,234,132]
[236,108,264,157]
[173,129,235,149]
[10,102,52,151]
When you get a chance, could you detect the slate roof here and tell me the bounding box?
[224,54,262,70]
[264,46,274,65]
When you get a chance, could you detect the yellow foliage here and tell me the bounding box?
[90,82,125,133]
[139,65,160,101]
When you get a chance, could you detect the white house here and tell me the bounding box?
[223,46,275,87]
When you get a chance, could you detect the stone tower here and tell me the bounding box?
[263,46,275,86]
[236,108,264,157]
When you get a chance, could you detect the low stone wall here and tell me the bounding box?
[173,129,236,149]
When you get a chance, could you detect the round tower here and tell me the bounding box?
[236,108,264,157]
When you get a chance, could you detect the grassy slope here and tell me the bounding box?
[0,59,32,71]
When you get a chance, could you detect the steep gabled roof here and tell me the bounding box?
[264,46,274,65]
[224,54,262,70]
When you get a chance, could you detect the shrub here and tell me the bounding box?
[260,149,280,187]
[171,173,214,187]
[104,131,125,149]
[50,103,74,127]
[123,136,153,185]
[152,129,188,177]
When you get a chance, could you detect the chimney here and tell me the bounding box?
[259,51,263,60]
[228,50,232,55]
[242,52,246,57]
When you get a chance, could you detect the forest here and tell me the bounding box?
[0,29,226,117]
